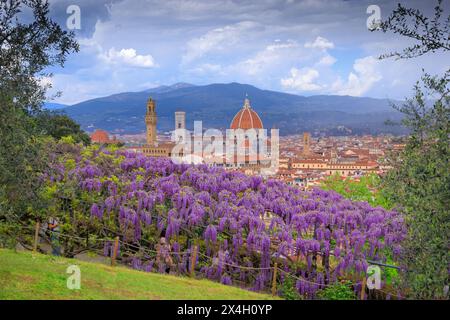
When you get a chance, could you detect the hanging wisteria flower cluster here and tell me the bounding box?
[42,145,406,299]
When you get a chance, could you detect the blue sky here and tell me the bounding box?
[45,0,449,105]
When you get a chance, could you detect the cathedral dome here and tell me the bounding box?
[230,98,263,130]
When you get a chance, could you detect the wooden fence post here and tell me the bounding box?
[33,221,40,252]
[111,236,119,266]
[190,245,198,277]
[360,277,367,300]
[271,263,278,296]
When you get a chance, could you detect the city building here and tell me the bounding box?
[226,97,272,171]
[303,132,311,155]
[122,96,400,187]
[175,111,186,130]
[272,133,403,189]
[90,129,119,144]
[130,98,183,158]
[230,97,263,130]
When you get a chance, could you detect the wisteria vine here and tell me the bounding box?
[41,144,406,299]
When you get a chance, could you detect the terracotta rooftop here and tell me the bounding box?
[230,98,263,130]
[91,129,114,144]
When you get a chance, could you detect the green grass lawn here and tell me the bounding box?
[0,249,278,300]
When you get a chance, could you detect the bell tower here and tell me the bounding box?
[303,132,311,156]
[145,98,157,146]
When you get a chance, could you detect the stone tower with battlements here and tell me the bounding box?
[175,111,186,130]
[303,132,311,155]
[145,98,157,146]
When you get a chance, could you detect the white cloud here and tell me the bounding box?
[304,36,334,50]
[238,41,299,76]
[331,56,382,96]
[49,0,448,102]
[281,67,322,91]
[49,73,129,105]
[317,54,337,66]
[100,48,156,68]
[188,63,223,75]
[182,21,258,64]
[304,36,336,68]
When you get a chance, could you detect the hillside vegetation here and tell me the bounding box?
[0,249,277,300]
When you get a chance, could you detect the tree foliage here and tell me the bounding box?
[383,72,449,299]
[376,0,449,299]
[35,111,91,146]
[376,0,450,60]
[321,173,393,209]
[316,281,356,300]
[0,0,79,111]
[0,0,79,246]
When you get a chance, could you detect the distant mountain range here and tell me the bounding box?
[44,102,68,110]
[58,82,406,136]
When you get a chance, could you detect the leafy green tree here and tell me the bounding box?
[383,73,449,299]
[35,111,91,146]
[375,0,449,299]
[0,0,78,112]
[0,101,50,247]
[0,0,78,246]
[321,173,393,209]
